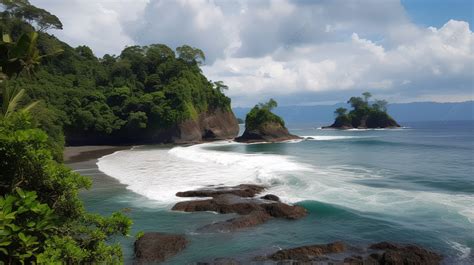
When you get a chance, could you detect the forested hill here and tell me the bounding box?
[1,4,237,145]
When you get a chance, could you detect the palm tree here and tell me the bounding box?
[1,85,39,118]
[362,92,372,102]
[0,31,59,118]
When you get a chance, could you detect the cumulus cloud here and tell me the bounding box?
[31,0,473,105]
[31,0,149,56]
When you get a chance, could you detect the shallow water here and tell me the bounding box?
[77,120,474,264]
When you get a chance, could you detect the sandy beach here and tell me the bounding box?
[64,145,132,195]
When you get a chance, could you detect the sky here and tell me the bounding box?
[31,0,474,107]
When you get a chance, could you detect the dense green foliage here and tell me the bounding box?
[0,4,133,262]
[332,92,398,128]
[1,1,232,144]
[245,99,285,130]
[0,112,132,264]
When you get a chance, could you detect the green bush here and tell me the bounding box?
[0,113,132,264]
[245,99,285,131]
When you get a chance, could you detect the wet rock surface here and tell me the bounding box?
[176,184,265,198]
[252,241,442,265]
[134,232,187,264]
[172,184,307,231]
[369,242,443,265]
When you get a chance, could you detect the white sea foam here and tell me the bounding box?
[97,142,312,206]
[97,141,474,225]
[448,241,472,260]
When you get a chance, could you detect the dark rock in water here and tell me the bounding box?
[235,122,301,143]
[176,184,265,198]
[172,194,263,215]
[172,184,307,231]
[197,258,241,265]
[369,242,443,265]
[268,241,346,261]
[172,194,307,220]
[261,194,280,201]
[198,211,272,232]
[258,241,442,265]
[260,202,307,219]
[134,232,187,264]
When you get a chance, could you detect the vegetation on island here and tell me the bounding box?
[1,0,233,145]
[237,98,299,142]
[329,92,399,128]
[245,98,285,131]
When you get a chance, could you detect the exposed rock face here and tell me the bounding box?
[176,184,265,198]
[260,194,280,201]
[172,185,307,231]
[134,232,187,264]
[268,241,346,261]
[235,122,300,143]
[66,108,239,145]
[172,108,239,144]
[198,210,272,232]
[258,241,442,265]
[369,242,443,265]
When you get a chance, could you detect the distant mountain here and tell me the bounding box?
[233,101,474,124]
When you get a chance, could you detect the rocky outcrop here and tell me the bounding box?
[66,108,239,145]
[260,194,280,201]
[323,113,400,129]
[257,241,442,265]
[134,232,187,264]
[267,241,346,261]
[176,184,265,198]
[172,108,239,144]
[235,122,300,143]
[172,184,307,232]
[369,242,443,265]
[198,210,272,232]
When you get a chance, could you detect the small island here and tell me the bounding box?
[236,99,300,143]
[324,92,400,129]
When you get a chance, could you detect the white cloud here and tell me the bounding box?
[31,0,149,56]
[30,0,474,106]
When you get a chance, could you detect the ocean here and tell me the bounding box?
[74,120,474,264]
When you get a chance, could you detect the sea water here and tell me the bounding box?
[79,121,474,264]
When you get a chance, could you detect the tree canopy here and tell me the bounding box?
[245,98,285,131]
[0,10,132,263]
[0,17,232,144]
[0,0,62,31]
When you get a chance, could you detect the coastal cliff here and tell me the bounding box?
[65,108,239,145]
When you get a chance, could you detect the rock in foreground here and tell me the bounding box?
[172,184,307,231]
[176,184,265,198]
[369,242,443,265]
[268,241,346,261]
[134,232,187,264]
[257,241,442,265]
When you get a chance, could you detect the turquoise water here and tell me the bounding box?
[76,121,474,264]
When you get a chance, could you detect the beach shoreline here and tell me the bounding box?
[64,145,132,164]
